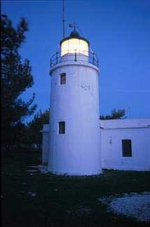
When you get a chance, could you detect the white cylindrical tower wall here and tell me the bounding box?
[48,32,101,175]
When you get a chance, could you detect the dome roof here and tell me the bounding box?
[60,30,90,46]
[70,30,80,38]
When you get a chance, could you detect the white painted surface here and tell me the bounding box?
[48,58,101,175]
[42,118,150,172]
[100,119,150,171]
[41,124,49,164]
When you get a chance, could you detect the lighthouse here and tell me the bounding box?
[48,29,102,175]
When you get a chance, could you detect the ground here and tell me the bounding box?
[99,192,150,222]
[2,151,150,227]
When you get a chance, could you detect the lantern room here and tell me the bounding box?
[60,30,89,56]
[50,30,99,69]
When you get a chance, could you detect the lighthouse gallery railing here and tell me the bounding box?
[50,50,99,68]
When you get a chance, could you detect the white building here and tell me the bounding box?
[101,119,150,171]
[42,30,150,175]
[42,118,150,173]
[47,30,101,175]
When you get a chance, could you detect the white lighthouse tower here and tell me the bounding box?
[48,29,101,175]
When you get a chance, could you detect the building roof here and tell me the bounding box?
[100,119,150,130]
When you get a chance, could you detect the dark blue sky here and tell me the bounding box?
[2,0,150,119]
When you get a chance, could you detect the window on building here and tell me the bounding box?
[60,73,66,84]
[122,139,132,157]
[59,121,65,134]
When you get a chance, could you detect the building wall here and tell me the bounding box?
[49,62,101,175]
[100,119,150,171]
[41,124,49,164]
[42,119,150,172]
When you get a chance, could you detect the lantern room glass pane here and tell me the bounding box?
[61,38,88,56]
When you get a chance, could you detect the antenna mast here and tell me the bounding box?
[62,0,65,38]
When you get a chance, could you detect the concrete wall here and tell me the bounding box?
[41,124,49,164]
[49,60,101,175]
[42,119,150,172]
[100,119,150,171]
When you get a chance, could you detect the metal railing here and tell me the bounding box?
[50,50,99,68]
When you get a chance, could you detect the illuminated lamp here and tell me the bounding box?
[60,30,89,56]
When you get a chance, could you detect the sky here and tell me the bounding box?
[2,0,150,119]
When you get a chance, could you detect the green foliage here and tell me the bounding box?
[100,108,126,120]
[1,15,36,147]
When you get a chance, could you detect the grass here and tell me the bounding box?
[1,151,150,227]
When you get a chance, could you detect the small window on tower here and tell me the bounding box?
[60,73,66,84]
[59,121,65,134]
[122,139,132,157]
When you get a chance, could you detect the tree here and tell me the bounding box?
[26,109,49,150]
[100,109,126,120]
[1,15,37,148]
